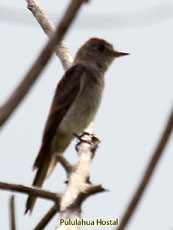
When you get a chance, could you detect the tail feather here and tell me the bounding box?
[25,159,49,214]
[46,156,57,178]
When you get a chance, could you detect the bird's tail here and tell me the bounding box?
[25,157,50,214]
[46,156,57,178]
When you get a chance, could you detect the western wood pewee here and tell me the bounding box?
[25,37,129,213]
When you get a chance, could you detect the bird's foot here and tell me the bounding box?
[73,132,101,151]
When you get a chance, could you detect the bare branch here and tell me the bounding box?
[70,185,108,208]
[117,107,173,230]
[55,154,74,174]
[34,131,101,230]
[36,184,107,230]
[9,195,16,230]
[0,181,61,202]
[0,0,88,127]
[26,0,72,70]
[34,204,59,230]
[56,131,102,230]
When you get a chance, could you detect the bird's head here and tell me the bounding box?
[74,37,129,72]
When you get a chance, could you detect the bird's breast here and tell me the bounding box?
[59,78,104,135]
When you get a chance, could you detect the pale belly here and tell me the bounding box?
[50,72,104,154]
[59,82,103,135]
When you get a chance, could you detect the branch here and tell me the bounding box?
[57,131,104,230]
[0,0,87,127]
[34,130,102,230]
[70,185,108,208]
[117,107,173,230]
[26,0,72,70]
[34,204,59,230]
[0,181,61,202]
[9,195,16,230]
[55,154,74,174]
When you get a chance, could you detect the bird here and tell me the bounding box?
[25,37,129,213]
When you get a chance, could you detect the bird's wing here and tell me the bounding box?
[34,64,86,169]
[25,64,87,214]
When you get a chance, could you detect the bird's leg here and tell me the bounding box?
[73,132,101,152]
[73,132,93,146]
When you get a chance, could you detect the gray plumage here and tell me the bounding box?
[25,37,129,213]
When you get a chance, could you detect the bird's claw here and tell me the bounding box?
[73,132,100,152]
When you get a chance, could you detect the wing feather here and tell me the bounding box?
[34,64,86,169]
[25,64,86,214]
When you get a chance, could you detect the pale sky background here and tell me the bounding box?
[0,0,173,229]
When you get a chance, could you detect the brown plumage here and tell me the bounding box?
[25,65,86,213]
[25,37,129,214]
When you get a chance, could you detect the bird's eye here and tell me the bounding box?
[97,44,105,52]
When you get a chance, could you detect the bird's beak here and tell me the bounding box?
[113,50,130,57]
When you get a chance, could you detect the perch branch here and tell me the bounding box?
[117,107,173,230]
[0,0,87,127]
[34,130,102,230]
[0,181,61,202]
[56,132,104,230]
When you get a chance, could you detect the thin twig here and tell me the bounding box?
[26,0,72,70]
[0,0,87,127]
[55,154,74,174]
[9,195,16,230]
[0,181,61,202]
[34,204,59,230]
[117,107,173,230]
